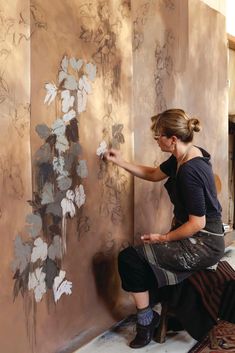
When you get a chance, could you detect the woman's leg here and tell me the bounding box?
[131,291,149,309]
[118,247,160,348]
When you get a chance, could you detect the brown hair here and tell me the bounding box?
[151,108,201,142]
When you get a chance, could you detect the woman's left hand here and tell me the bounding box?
[141,233,167,244]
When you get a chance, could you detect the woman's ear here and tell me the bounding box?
[171,135,178,145]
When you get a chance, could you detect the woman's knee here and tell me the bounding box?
[118,246,133,267]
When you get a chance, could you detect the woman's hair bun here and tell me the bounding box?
[188,118,201,133]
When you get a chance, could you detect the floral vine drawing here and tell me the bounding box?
[133,1,151,51]
[160,0,175,11]
[79,1,128,225]
[154,29,174,113]
[12,56,96,310]
[0,4,47,140]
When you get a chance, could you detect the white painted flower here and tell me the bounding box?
[44,83,57,105]
[61,90,75,113]
[61,191,76,217]
[53,270,72,303]
[53,156,68,176]
[31,237,48,263]
[75,185,86,208]
[55,135,69,153]
[52,119,66,136]
[58,70,68,84]
[66,189,75,201]
[64,75,78,90]
[28,267,46,302]
[76,160,88,178]
[70,57,83,71]
[96,140,108,157]
[85,63,96,81]
[78,75,92,94]
[63,109,76,123]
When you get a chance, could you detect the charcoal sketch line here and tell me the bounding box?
[0,156,24,199]
[133,1,150,51]
[154,29,174,112]
[79,1,128,225]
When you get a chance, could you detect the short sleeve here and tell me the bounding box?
[160,154,177,177]
[179,166,206,217]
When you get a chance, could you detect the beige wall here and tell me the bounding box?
[201,0,226,15]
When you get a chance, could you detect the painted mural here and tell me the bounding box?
[12,55,97,306]
[8,1,133,352]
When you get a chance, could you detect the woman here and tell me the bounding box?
[105,109,225,348]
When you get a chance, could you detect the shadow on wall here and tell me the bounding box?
[92,250,125,321]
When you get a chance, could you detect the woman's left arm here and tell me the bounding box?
[141,214,205,243]
[165,214,206,241]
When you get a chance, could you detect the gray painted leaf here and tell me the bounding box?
[48,235,62,260]
[43,258,59,289]
[58,70,67,84]
[63,109,76,123]
[41,182,54,205]
[55,135,69,153]
[85,63,96,81]
[76,160,88,178]
[46,192,64,216]
[64,75,78,90]
[70,142,83,157]
[46,202,62,217]
[53,156,68,176]
[57,176,72,191]
[54,190,66,203]
[52,119,66,136]
[35,124,51,139]
[34,143,52,164]
[78,75,92,94]
[64,153,75,171]
[12,236,31,274]
[25,213,42,238]
[44,83,57,105]
[61,90,75,113]
[70,57,83,71]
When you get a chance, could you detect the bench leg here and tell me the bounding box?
[209,326,219,349]
[155,303,168,344]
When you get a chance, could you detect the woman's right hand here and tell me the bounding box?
[105,148,124,166]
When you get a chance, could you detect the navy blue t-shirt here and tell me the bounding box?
[160,147,222,222]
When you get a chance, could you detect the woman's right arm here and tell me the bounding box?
[105,148,167,182]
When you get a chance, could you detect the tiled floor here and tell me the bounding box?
[74,242,235,353]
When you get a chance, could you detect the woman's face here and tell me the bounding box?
[154,133,175,152]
